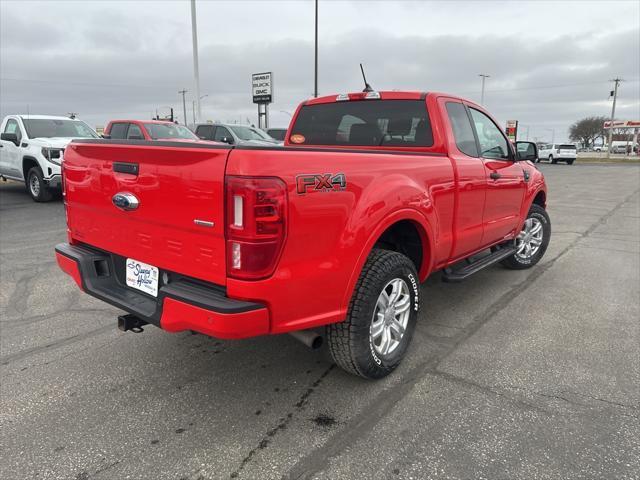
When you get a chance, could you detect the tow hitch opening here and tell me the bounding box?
[118,314,148,333]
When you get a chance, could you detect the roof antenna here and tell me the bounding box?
[360,63,373,92]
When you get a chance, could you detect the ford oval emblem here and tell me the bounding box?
[112,192,139,211]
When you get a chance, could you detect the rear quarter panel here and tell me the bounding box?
[226,147,455,333]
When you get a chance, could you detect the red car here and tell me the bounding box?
[56,90,549,379]
[104,119,199,141]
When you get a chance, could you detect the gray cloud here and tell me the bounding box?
[1,1,638,142]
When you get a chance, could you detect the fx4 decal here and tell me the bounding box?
[296,173,347,194]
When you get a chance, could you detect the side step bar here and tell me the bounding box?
[442,246,516,283]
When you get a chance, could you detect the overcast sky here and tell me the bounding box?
[1,0,639,142]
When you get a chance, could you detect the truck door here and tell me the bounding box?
[0,118,24,179]
[440,99,487,260]
[467,106,526,246]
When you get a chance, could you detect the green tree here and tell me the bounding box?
[569,116,608,147]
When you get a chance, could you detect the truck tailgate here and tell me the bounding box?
[63,141,231,286]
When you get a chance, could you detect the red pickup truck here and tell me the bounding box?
[55,90,549,379]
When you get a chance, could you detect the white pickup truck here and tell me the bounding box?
[0,115,99,201]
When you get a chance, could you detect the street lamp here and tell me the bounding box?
[479,74,490,105]
[544,128,555,144]
[191,0,202,122]
[192,94,208,124]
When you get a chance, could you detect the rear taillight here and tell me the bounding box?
[225,176,287,280]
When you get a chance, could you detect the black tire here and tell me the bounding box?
[326,249,420,379]
[566,158,575,165]
[26,166,53,202]
[549,155,557,164]
[500,204,551,270]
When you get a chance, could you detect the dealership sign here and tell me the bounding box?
[505,120,518,142]
[604,120,640,129]
[252,72,273,104]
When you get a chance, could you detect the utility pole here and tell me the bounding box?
[178,89,188,125]
[606,78,622,159]
[314,0,318,98]
[190,0,202,123]
[479,74,490,105]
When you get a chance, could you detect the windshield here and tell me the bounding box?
[143,123,198,140]
[290,100,433,147]
[229,125,273,141]
[23,119,98,139]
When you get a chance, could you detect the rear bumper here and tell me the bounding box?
[54,243,269,339]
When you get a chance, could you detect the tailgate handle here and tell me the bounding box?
[113,162,139,175]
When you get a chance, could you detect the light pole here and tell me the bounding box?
[314,0,318,98]
[479,74,490,105]
[178,89,188,125]
[544,128,555,144]
[193,94,208,124]
[190,0,202,122]
[606,78,622,159]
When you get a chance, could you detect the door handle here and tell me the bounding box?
[489,171,501,180]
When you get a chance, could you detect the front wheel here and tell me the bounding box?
[501,204,551,270]
[326,249,420,379]
[549,155,557,164]
[26,166,53,202]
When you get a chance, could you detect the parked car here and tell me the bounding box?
[593,144,608,152]
[56,90,549,379]
[193,123,279,146]
[265,127,287,142]
[104,120,199,141]
[538,143,577,164]
[0,115,99,201]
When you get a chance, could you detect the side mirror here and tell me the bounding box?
[197,134,207,140]
[221,136,234,145]
[101,134,111,139]
[515,141,538,162]
[1,132,19,146]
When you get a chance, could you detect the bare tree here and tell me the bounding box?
[569,116,608,148]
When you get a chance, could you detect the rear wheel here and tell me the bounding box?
[567,158,575,165]
[501,204,550,270]
[26,166,53,202]
[326,249,419,379]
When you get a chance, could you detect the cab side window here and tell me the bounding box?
[469,108,510,160]
[214,127,233,143]
[445,102,478,157]
[4,119,22,144]
[195,125,214,140]
[127,123,144,140]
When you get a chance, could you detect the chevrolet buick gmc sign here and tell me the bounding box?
[252,72,273,104]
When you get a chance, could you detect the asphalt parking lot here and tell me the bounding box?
[1,164,639,480]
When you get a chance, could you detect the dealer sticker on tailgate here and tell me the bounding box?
[126,258,159,297]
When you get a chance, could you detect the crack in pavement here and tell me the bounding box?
[0,324,115,366]
[282,188,640,480]
[226,364,335,479]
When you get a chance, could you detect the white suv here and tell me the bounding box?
[538,143,577,165]
[0,115,99,201]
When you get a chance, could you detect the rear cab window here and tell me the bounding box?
[289,99,433,148]
[109,123,128,139]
